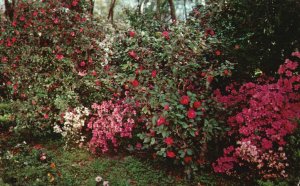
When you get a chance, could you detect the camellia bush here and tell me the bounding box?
[0,0,107,139]
[86,12,234,176]
[213,52,300,180]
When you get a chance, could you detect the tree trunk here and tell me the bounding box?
[107,0,117,24]
[184,0,187,20]
[90,0,94,18]
[167,0,176,23]
[4,0,15,21]
[156,0,161,20]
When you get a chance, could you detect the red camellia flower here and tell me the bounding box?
[157,116,166,126]
[167,151,176,158]
[193,101,201,109]
[132,79,139,87]
[164,104,169,111]
[162,31,170,40]
[128,51,138,60]
[33,11,38,17]
[187,109,197,119]
[215,50,221,56]
[91,71,97,76]
[184,156,192,164]
[129,31,135,37]
[180,95,190,105]
[72,0,78,6]
[44,114,49,119]
[19,16,25,21]
[164,137,174,146]
[205,28,215,36]
[151,70,157,78]
[80,61,86,67]
[55,54,64,60]
[12,21,17,27]
[207,75,214,83]
[11,37,17,43]
[95,80,101,86]
[223,69,230,76]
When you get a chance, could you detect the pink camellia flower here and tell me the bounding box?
[6,81,12,86]
[78,71,87,77]
[128,50,138,60]
[1,57,8,63]
[162,31,170,40]
[180,95,190,105]
[70,32,75,37]
[132,79,139,87]
[193,101,201,109]
[157,116,166,126]
[135,143,142,150]
[55,54,64,60]
[151,70,157,78]
[164,137,174,146]
[80,61,86,67]
[187,109,197,119]
[40,155,46,161]
[166,151,176,158]
[53,18,59,24]
[129,31,135,37]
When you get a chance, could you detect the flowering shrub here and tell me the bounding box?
[98,13,234,175]
[53,106,89,148]
[213,52,300,179]
[0,0,106,139]
[87,98,136,153]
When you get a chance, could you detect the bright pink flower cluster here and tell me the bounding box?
[213,55,300,178]
[87,99,136,153]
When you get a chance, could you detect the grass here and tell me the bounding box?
[50,146,192,186]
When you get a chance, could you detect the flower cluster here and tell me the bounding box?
[213,55,300,178]
[88,99,136,153]
[53,106,89,147]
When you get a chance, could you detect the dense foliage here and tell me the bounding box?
[192,0,300,80]
[0,0,105,139]
[0,0,299,185]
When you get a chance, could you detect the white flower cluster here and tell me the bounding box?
[53,106,89,146]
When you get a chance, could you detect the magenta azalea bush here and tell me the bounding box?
[213,52,300,179]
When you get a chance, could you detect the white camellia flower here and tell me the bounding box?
[95,176,102,182]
